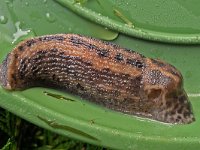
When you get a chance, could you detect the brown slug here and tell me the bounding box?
[0,34,195,124]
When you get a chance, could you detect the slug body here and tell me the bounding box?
[0,34,194,124]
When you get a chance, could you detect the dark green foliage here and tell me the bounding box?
[0,108,109,150]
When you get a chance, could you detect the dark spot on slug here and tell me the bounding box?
[183,111,190,118]
[124,48,132,53]
[185,104,191,112]
[18,45,24,51]
[70,36,85,46]
[76,83,85,91]
[85,43,97,51]
[126,58,136,65]
[97,49,109,57]
[15,54,18,58]
[178,95,186,103]
[166,101,172,107]
[84,60,93,66]
[31,66,38,72]
[59,51,65,55]
[170,111,176,115]
[21,64,27,72]
[151,59,166,67]
[26,39,36,47]
[174,103,179,110]
[52,74,56,80]
[37,50,48,55]
[11,74,17,81]
[115,53,124,61]
[121,73,130,78]
[19,70,25,79]
[101,68,110,74]
[20,58,27,65]
[167,68,181,78]
[103,41,119,49]
[177,115,182,120]
[32,69,39,76]
[177,106,184,114]
[110,43,120,49]
[50,48,58,53]
[126,59,143,68]
[135,61,144,68]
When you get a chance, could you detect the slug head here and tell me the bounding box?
[142,59,195,124]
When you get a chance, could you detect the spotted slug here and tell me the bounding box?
[0,34,195,124]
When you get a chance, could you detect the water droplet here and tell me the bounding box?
[0,16,8,24]
[45,12,56,23]
[12,21,36,44]
[133,4,137,8]
[68,27,72,31]
[43,0,47,3]
[195,36,200,41]
[25,2,29,6]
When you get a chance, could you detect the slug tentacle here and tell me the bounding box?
[0,34,195,124]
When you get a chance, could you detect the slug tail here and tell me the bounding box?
[0,54,12,90]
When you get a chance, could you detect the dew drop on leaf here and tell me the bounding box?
[0,16,8,24]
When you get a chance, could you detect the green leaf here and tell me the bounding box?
[56,0,200,44]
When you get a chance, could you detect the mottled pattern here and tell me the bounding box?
[0,34,195,124]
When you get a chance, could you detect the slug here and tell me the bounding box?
[0,34,195,124]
